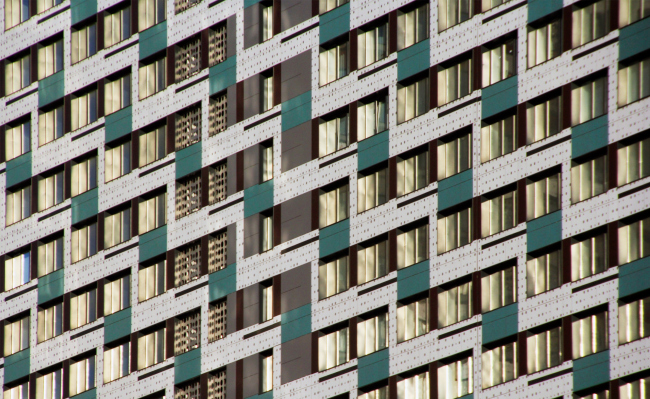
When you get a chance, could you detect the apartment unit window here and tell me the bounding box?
[37,38,63,80]
[176,380,200,399]
[71,22,97,64]
[571,153,608,203]
[527,324,562,374]
[619,295,650,345]
[618,136,650,186]
[482,0,510,11]
[620,0,650,26]
[35,368,62,399]
[104,5,130,48]
[526,249,561,297]
[105,140,131,182]
[37,170,63,211]
[175,174,201,219]
[208,299,227,342]
[5,52,30,95]
[175,241,201,287]
[572,75,607,126]
[261,71,274,112]
[139,125,166,167]
[209,23,226,66]
[358,21,387,68]
[261,212,273,252]
[206,163,226,205]
[619,216,650,265]
[319,0,347,14]
[104,207,131,248]
[103,341,129,382]
[358,166,387,213]
[319,112,348,157]
[398,3,428,49]
[319,183,349,228]
[139,56,166,99]
[5,0,30,29]
[137,327,165,370]
[439,0,472,31]
[397,296,428,342]
[619,56,650,107]
[105,74,131,115]
[397,149,428,197]
[528,19,561,68]
[357,238,388,284]
[359,387,388,399]
[437,206,472,254]
[526,93,562,144]
[104,274,130,316]
[357,311,387,357]
[139,192,166,234]
[138,260,166,301]
[175,36,201,81]
[261,142,273,182]
[482,38,515,87]
[4,250,30,290]
[571,230,607,281]
[4,119,30,161]
[437,132,471,180]
[69,355,95,396]
[438,56,472,106]
[261,352,273,392]
[175,105,201,150]
[397,371,429,399]
[3,382,28,399]
[318,326,349,371]
[261,281,273,322]
[357,94,387,141]
[397,223,428,269]
[319,41,348,86]
[37,301,62,342]
[70,89,98,131]
[572,310,608,359]
[37,236,62,277]
[209,93,227,136]
[482,265,516,313]
[175,310,200,355]
[6,184,31,226]
[71,221,97,263]
[174,0,199,14]
[261,2,273,41]
[397,76,428,124]
[71,155,97,197]
[572,0,609,48]
[139,0,165,31]
[481,114,516,162]
[208,230,227,273]
[438,280,473,328]
[319,255,349,299]
[438,356,473,399]
[4,314,29,356]
[481,341,518,388]
[38,105,64,145]
[481,188,517,238]
[70,287,97,329]
[620,376,650,399]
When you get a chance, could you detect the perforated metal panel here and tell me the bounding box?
[175,105,201,150]
[207,369,226,399]
[174,241,201,287]
[174,0,200,15]
[208,230,227,273]
[209,94,227,136]
[174,379,200,399]
[209,23,227,67]
[208,299,227,343]
[209,163,227,205]
[175,36,201,81]
[175,174,201,220]
[174,310,200,355]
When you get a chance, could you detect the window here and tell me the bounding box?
[261,212,273,252]
[318,326,349,371]
[319,0,347,14]
[358,167,388,213]
[571,230,608,281]
[175,241,201,287]
[397,76,429,124]
[572,0,609,48]
[3,382,28,399]
[37,301,62,342]
[71,23,97,64]
[175,174,201,219]
[359,387,388,399]
[208,230,227,273]
[438,280,473,328]
[357,238,388,285]
[38,105,64,145]
[37,39,63,80]
[482,38,516,87]
[70,287,97,329]
[438,206,472,254]
[619,56,650,107]
[571,153,608,203]
[139,56,166,99]
[71,155,97,197]
[619,375,650,399]
[69,355,95,396]
[437,132,471,180]
[209,22,227,66]
[104,207,131,248]
[261,2,273,42]
[526,172,560,221]
[527,324,562,373]
[319,41,348,86]
[6,184,31,226]
[358,22,387,68]
[105,74,131,115]
[176,380,200,399]
[618,136,650,186]
[104,5,130,48]
[71,221,98,263]
[103,341,129,382]
[438,356,473,399]
[5,0,30,29]
[5,53,30,95]
[35,369,62,399]
[4,119,30,161]
[481,341,518,388]
[319,183,349,228]
[175,36,201,81]
[397,149,428,197]
[104,274,130,316]
[261,142,273,182]
[261,353,273,392]
[397,371,429,399]
[4,250,30,291]
[209,93,227,136]
[572,75,607,126]
[482,0,510,12]
[397,223,428,269]
[175,105,201,150]
[438,57,472,106]
[139,192,166,234]
[208,162,227,205]
[526,249,561,297]
[481,265,516,312]
[439,0,472,31]
[527,19,561,68]
[398,3,428,49]
[37,236,62,277]
[174,0,199,14]
[481,188,517,238]
[319,112,349,157]
[619,216,650,265]
[174,310,200,355]
[105,140,131,182]
[357,311,387,357]
[36,0,61,13]
[208,299,227,342]
[139,0,165,31]
[139,125,166,167]
[70,89,98,131]
[138,260,166,301]
[319,255,349,299]
[261,281,273,322]
[572,310,608,359]
[526,94,562,144]
[397,296,428,342]
[137,327,165,369]
[619,296,650,344]
[358,94,387,141]
[481,114,516,163]
[37,170,63,211]
[4,314,29,356]
[619,0,650,27]
[261,71,274,113]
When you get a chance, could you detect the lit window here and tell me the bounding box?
[105,74,131,115]
[481,341,518,388]
[105,140,131,182]
[357,311,387,357]
[262,72,274,112]
[103,341,130,383]
[4,52,31,95]
[482,38,516,87]
[572,310,608,359]
[261,353,273,392]
[571,75,607,126]
[261,2,273,41]
[209,93,227,136]
[208,22,227,67]
[69,355,96,396]
[619,0,650,27]
[71,22,97,64]
[36,0,61,13]
[527,19,561,68]
[437,205,472,254]
[618,215,650,265]
[359,387,388,399]
[261,281,273,322]
[37,236,62,277]
[138,56,166,99]
[480,188,517,238]
[397,3,428,49]
[319,41,348,86]
[572,0,609,48]
[5,0,30,29]
[438,0,472,31]
[527,324,562,374]
[37,39,63,80]
[138,192,166,234]
[319,183,349,228]
[37,170,63,211]
[4,250,30,291]
[175,174,201,220]
[6,184,31,226]
[358,166,388,213]
[438,280,473,328]
[482,0,510,12]
[526,93,562,144]
[104,5,130,48]
[437,56,472,106]
[138,260,166,301]
[526,249,561,297]
[71,155,98,197]
[319,112,349,157]
[70,89,98,131]
[38,105,64,146]
[175,36,201,81]
[358,22,388,68]
[174,310,200,355]
[397,370,429,399]
[480,114,516,163]
[175,104,201,150]
[261,212,273,252]
[397,223,428,269]
[138,0,165,31]
[319,0,347,14]
[437,132,471,180]
[397,296,428,343]
[619,375,650,399]
[618,56,650,107]
[37,301,62,342]
[3,382,28,399]
[3,314,29,356]
[4,118,30,161]
[357,238,388,285]
[137,327,165,370]
[571,230,608,281]
[139,125,166,167]
[618,296,650,345]
[175,241,201,287]
[319,255,348,299]
[571,153,608,203]
[438,356,473,399]
[481,265,516,313]
[104,274,130,316]
[208,300,227,342]
[397,149,428,197]
[104,207,131,248]
[397,76,428,124]
[358,94,387,141]
[35,368,62,399]
[71,221,98,263]
[318,326,349,371]
[70,287,97,329]
[617,136,650,186]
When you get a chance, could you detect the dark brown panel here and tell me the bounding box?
[388,157,397,200]
[130,332,138,371]
[561,84,572,130]
[472,272,481,317]
[273,64,282,107]
[200,235,209,276]
[429,140,437,184]
[517,103,527,148]
[97,12,105,51]
[608,222,618,268]
[166,114,175,155]
[0,255,4,293]
[273,204,281,247]
[131,198,139,236]
[472,47,482,91]
[0,125,5,163]
[201,29,209,70]
[131,0,138,34]
[131,131,139,170]
[64,161,72,199]
[349,245,357,287]
[64,95,72,133]
[610,380,620,399]
[166,250,175,290]
[311,118,319,160]
[429,362,438,399]
[97,79,105,119]
[97,213,105,252]
[562,238,571,285]
[63,293,71,332]
[389,11,397,54]
[311,0,318,16]
[30,242,38,281]
[311,332,319,373]
[610,0,619,31]
[389,376,397,399]
[200,373,208,399]
[562,315,572,362]
[349,29,358,72]
[236,289,243,331]
[429,66,437,109]
[62,360,70,398]
[166,319,174,359]
[0,59,5,98]
[517,179,526,225]
[388,229,397,272]
[31,176,38,214]
[349,101,358,144]
[518,332,527,376]
[236,81,244,123]
[166,47,175,86]
[201,167,209,207]
[472,197,481,241]
[311,189,319,231]
[273,274,281,317]
[29,373,36,399]
[562,7,572,52]
[97,278,104,318]
[236,359,244,399]
[429,287,437,332]
[349,317,357,359]
[608,143,617,190]
[273,0,281,35]
[30,45,38,84]
[236,151,244,192]
[474,0,482,14]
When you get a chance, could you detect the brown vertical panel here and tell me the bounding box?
[610,380,620,399]
[562,7,572,52]
[273,64,282,107]
[349,245,357,287]
[201,29,210,70]
[311,189,319,231]
[610,0,619,31]
[63,293,71,332]
[349,102,358,144]
[236,359,244,399]
[273,275,281,317]
[474,0,482,15]
[429,362,438,399]
[311,332,319,373]
[517,179,526,225]
[429,66,437,109]
[429,287,437,332]
[64,95,72,133]
[97,213,105,252]
[472,197,481,241]
[236,81,244,123]
[388,229,397,272]
[429,140,437,184]
[349,30,358,72]
[311,118,319,160]
[166,250,175,290]
[64,161,72,199]
[0,61,5,98]
[562,84,572,130]
[562,315,572,362]
[0,125,5,163]
[97,79,105,119]
[30,176,38,215]
[30,242,38,281]
[131,198,139,236]
[29,372,37,399]
[0,255,4,293]
[236,151,244,192]
[517,103,527,148]
[518,331,527,376]
[273,205,281,247]
[608,222,618,268]
[472,272,481,316]
[62,360,70,398]
[561,238,571,285]
[312,0,318,16]
[608,143,617,190]
[349,317,357,359]
[388,157,397,200]
[200,235,209,276]
[389,376,397,399]
[30,45,38,84]
[166,114,176,155]
[166,318,175,359]
[273,0,281,35]
[201,167,209,207]
[473,47,482,91]
[236,289,243,331]
[130,332,138,371]
[131,0,139,34]
[97,278,104,318]
[200,373,209,399]
[131,131,139,169]
[97,13,105,51]
[389,11,397,54]
[167,47,175,86]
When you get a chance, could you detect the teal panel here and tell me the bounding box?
[397,260,430,300]
[482,302,518,344]
[71,0,96,24]
[71,187,99,224]
[175,141,202,179]
[619,256,650,298]
[174,348,201,384]
[209,55,236,95]
[70,388,96,399]
[5,151,32,187]
[619,17,650,61]
[139,225,167,262]
[246,391,274,399]
[358,348,389,388]
[319,218,350,258]
[526,210,562,253]
[244,179,274,218]
[243,0,261,7]
[357,130,389,171]
[281,303,311,343]
[281,90,311,132]
[38,268,64,304]
[104,307,131,343]
[105,106,132,143]
[457,395,473,399]
[527,0,563,23]
[481,76,518,119]
[139,21,167,60]
[4,348,30,383]
[397,39,430,81]
[438,169,473,211]
[319,2,350,44]
[208,263,237,301]
[573,350,610,392]
[571,115,608,159]
[38,70,65,107]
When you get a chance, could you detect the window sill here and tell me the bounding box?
[526,54,562,71]
[139,21,167,35]
[319,73,350,88]
[617,93,650,109]
[396,332,428,345]
[570,190,609,206]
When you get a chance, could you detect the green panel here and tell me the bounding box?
[397,260,429,300]
[319,218,350,258]
[246,391,274,399]
[397,39,430,81]
[5,151,32,187]
[358,348,389,388]
[105,106,132,143]
[619,17,650,61]
[438,169,473,211]
[573,350,610,392]
[243,0,262,7]
[139,225,167,262]
[571,115,608,159]
[527,0,563,23]
[209,263,236,301]
[71,0,96,24]
[175,141,202,179]
[281,303,311,343]
[174,348,201,384]
[71,188,99,224]
[482,302,518,344]
[104,307,131,343]
[38,268,64,304]
[3,348,30,383]
[526,210,562,253]
[70,388,96,399]
[319,2,350,44]
[38,70,65,107]
[358,130,389,171]
[281,90,311,132]
[139,21,167,60]
[481,76,518,119]
[619,256,650,298]
[244,179,274,218]
[209,56,236,95]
